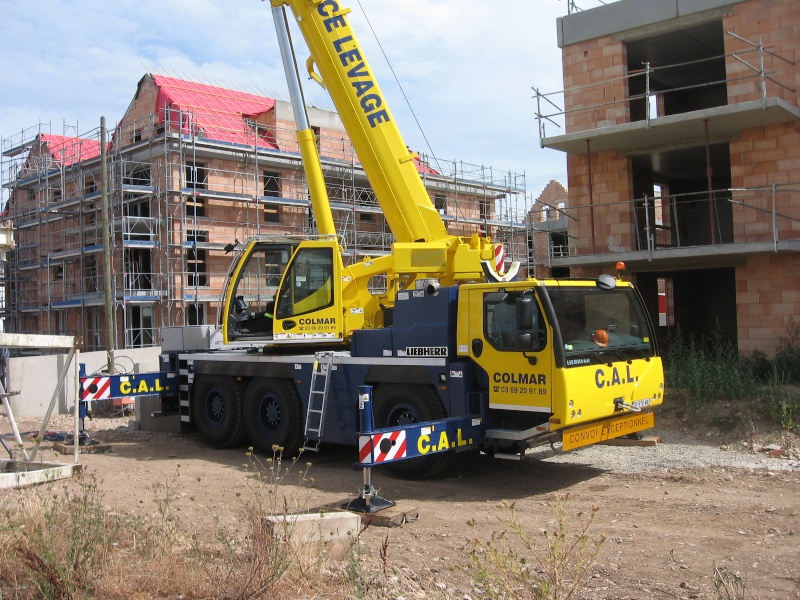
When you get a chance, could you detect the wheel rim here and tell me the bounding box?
[386,403,419,427]
[259,395,282,432]
[205,390,225,424]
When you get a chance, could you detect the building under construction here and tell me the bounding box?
[0,74,528,351]
[532,0,800,355]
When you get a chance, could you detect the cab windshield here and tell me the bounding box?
[547,285,656,365]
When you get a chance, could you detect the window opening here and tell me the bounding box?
[186,230,208,287]
[187,303,205,326]
[263,171,281,223]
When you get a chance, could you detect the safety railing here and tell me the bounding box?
[533,32,796,143]
[529,182,800,260]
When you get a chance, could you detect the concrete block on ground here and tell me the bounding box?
[265,511,361,564]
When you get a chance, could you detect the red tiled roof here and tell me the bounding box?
[39,134,100,166]
[152,75,278,148]
[413,154,438,176]
[149,75,439,175]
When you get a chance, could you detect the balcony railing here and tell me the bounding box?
[531,182,800,261]
[533,32,796,143]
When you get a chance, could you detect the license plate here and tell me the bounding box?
[561,411,655,451]
[632,398,651,409]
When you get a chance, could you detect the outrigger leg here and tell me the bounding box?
[342,386,395,514]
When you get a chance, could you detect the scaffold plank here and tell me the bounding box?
[0,333,76,349]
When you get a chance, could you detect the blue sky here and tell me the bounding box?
[0,1,589,209]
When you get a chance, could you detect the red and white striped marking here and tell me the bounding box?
[358,430,407,464]
[494,244,505,274]
[81,377,111,401]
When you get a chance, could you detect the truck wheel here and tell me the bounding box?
[191,376,247,448]
[373,383,452,480]
[244,378,303,458]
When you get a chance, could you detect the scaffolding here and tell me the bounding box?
[1,96,529,351]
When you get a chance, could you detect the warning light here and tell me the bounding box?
[615,261,626,279]
[592,329,609,347]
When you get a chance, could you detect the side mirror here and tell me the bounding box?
[516,295,534,330]
[520,332,546,352]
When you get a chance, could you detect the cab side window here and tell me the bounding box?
[275,247,334,319]
[485,292,546,351]
[228,245,291,338]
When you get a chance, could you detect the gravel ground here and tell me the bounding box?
[9,408,800,474]
[529,424,800,473]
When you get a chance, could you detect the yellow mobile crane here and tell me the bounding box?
[90,0,664,479]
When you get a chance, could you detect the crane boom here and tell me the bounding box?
[273,0,449,244]
[271,4,337,238]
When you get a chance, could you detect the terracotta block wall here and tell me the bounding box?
[725,0,800,262]
[724,0,800,106]
[536,180,569,217]
[737,253,800,355]
[117,79,160,144]
[562,35,628,133]
[275,118,299,152]
[566,150,633,255]
[528,181,568,277]
[730,122,800,244]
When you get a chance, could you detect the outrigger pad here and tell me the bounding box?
[64,431,100,447]
[341,495,395,514]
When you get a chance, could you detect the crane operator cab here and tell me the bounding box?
[222,237,345,344]
[224,241,292,340]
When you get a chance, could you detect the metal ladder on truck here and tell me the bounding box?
[303,352,335,452]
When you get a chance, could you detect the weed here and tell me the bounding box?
[764,384,800,433]
[199,445,354,600]
[465,494,605,600]
[1,472,114,600]
[774,317,800,384]
[663,322,800,434]
[663,323,759,405]
[713,564,748,600]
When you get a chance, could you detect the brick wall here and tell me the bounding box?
[562,36,628,133]
[724,0,800,106]
[737,253,800,355]
[529,181,568,276]
[566,150,634,255]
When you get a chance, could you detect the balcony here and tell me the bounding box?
[531,183,800,270]
[535,30,799,155]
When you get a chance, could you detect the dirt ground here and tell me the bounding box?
[4,406,800,600]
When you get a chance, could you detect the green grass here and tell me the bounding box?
[663,322,800,434]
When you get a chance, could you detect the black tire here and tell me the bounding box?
[244,378,303,457]
[191,376,247,448]
[373,383,452,480]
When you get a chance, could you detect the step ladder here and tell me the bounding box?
[303,352,335,452]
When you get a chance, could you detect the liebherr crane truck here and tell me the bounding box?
[83,0,664,478]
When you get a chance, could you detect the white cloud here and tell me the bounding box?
[1,0,572,200]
